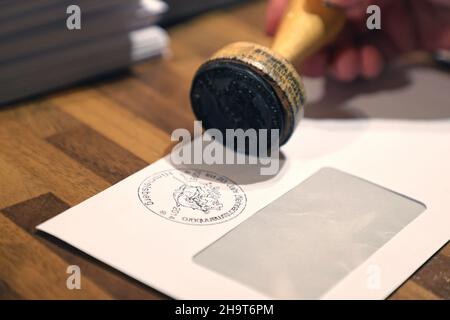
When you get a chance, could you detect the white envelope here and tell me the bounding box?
[37,66,450,299]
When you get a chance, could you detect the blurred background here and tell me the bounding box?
[0,0,249,105]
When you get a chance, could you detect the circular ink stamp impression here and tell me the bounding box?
[138,169,247,226]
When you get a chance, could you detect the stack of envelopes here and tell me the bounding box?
[0,0,169,105]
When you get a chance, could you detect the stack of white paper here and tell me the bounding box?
[0,0,169,104]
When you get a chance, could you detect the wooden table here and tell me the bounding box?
[0,0,448,300]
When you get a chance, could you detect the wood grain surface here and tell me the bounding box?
[0,0,448,300]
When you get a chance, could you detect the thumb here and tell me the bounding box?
[266,0,290,36]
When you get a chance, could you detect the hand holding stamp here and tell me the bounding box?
[190,0,345,146]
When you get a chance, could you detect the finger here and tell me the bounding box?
[411,0,450,51]
[266,0,290,36]
[330,46,361,82]
[360,44,384,79]
[324,0,367,20]
[429,0,450,8]
[298,50,329,77]
[382,0,417,53]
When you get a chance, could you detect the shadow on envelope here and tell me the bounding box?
[304,65,450,120]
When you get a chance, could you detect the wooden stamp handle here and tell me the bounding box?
[271,0,346,63]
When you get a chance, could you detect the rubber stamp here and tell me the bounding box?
[190,0,345,146]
